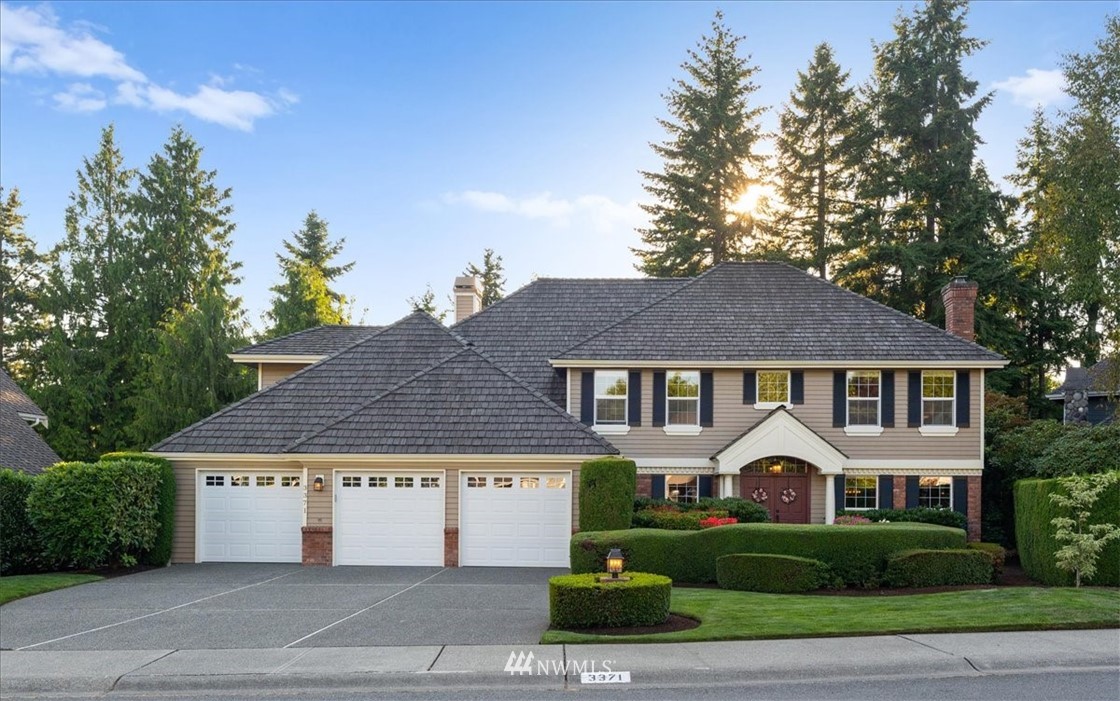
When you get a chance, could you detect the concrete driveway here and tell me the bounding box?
[0,564,562,651]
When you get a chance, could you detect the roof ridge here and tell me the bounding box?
[233,323,382,355]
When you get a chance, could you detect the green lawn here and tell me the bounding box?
[541,586,1120,644]
[0,573,103,605]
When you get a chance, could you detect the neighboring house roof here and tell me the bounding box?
[231,325,383,359]
[554,262,1005,364]
[1052,359,1119,396]
[0,368,60,473]
[152,313,615,456]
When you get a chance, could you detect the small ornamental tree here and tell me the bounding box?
[1049,471,1120,587]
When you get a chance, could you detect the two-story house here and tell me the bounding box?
[152,263,1005,568]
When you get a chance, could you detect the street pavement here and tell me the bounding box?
[1,629,1117,696]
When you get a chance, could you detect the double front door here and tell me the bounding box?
[740,474,809,523]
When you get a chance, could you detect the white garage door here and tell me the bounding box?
[335,472,444,566]
[198,472,303,563]
[460,472,572,567]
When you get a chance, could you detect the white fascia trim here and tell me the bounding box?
[714,410,846,475]
[633,458,715,469]
[592,425,631,435]
[918,425,960,437]
[17,412,48,428]
[843,425,884,436]
[636,466,715,475]
[843,459,982,471]
[663,425,703,436]
[754,401,793,411]
[227,354,325,364]
[843,466,983,477]
[154,452,602,464]
[549,359,1009,369]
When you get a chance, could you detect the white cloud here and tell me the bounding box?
[52,82,105,112]
[443,190,644,234]
[993,68,1068,108]
[0,2,296,131]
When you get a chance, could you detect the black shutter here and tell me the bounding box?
[627,370,642,426]
[833,371,846,427]
[651,475,665,500]
[879,475,894,510]
[906,476,920,508]
[952,477,968,516]
[881,371,895,428]
[580,371,594,425]
[700,372,714,427]
[652,371,666,427]
[907,371,922,428]
[698,475,713,498]
[834,476,846,511]
[743,371,756,405]
[791,371,804,404]
[956,371,971,428]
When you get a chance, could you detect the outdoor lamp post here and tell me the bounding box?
[603,548,627,582]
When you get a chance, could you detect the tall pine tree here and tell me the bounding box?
[464,248,506,308]
[1,187,50,383]
[634,11,765,277]
[264,211,354,338]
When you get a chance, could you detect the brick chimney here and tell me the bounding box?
[453,276,482,323]
[941,276,979,342]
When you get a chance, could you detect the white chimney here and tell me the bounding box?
[453,276,482,323]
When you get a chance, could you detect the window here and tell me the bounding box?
[205,475,224,487]
[256,475,275,487]
[919,477,952,508]
[844,477,877,510]
[847,371,881,426]
[467,476,487,488]
[667,371,700,425]
[757,371,790,404]
[594,371,628,425]
[922,371,955,426]
[395,476,414,489]
[421,476,440,489]
[493,477,513,488]
[546,477,567,489]
[342,476,362,488]
[520,477,540,489]
[741,457,810,474]
[281,476,301,487]
[231,475,250,487]
[666,475,698,503]
[369,476,388,488]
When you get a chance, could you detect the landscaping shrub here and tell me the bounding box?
[100,452,175,566]
[633,508,730,530]
[572,522,965,587]
[967,542,1006,583]
[834,514,872,525]
[883,549,994,588]
[549,572,671,629]
[1015,474,1120,586]
[716,554,832,593]
[0,468,48,575]
[27,460,162,569]
[632,496,769,527]
[579,457,636,532]
[836,507,967,530]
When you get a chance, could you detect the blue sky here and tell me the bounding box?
[0,1,1113,329]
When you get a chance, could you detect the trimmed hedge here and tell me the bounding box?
[100,452,175,566]
[1015,474,1120,586]
[967,542,1007,583]
[716,554,832,593]
[0,468,48,575]
[836,507,967,530]
[883,549,994,588]
[633,497,769,524]
[549,572,671,629]
[27,460,162,569]
[633,508,730,530]
[579,457,637,532]
[572,522,965,587]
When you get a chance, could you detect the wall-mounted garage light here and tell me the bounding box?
[313,475,325,492]
[600,548,628,582]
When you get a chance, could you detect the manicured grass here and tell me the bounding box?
[541,586,1120,644]
[0,573,103,605]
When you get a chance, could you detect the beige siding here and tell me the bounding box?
[259,362,313,389]
[570,369,982,463]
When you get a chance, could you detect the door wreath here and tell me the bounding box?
[780,488,797,504]
[751,487,768,503]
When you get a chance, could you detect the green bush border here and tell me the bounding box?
[883,548,994,588]
[0,468,47,575]
[716,553,832,593]
[100,452,175,566]
[579,457,636,532]
[549,572,671,629]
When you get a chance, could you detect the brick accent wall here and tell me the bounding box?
[301,526,332,566]
[893,478,907,511]
[636,474,652,498]
[967,476,982,542]
[444,527,459,567]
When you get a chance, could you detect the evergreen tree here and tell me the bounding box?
[264,211,354,338]
[464,248,506,308]
[407,285,447,322]
[0,187,50,382]
[634,10,765,276]
[767,43,862,279]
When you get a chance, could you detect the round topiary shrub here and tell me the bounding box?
[716,553,832,593]
[549,572,671,629]
[883,549,994,588]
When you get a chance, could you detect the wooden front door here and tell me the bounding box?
[740,473,809,524]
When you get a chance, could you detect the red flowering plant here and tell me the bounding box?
[833,514,872,525]
[699,516,739,528]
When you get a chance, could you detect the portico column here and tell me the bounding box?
[824,474,836,524]
[721,474,733,498]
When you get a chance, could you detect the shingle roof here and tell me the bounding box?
[288,348,616,455]
[556,262,1005,363]
[1055,359,1119,393]
[232,325,383,357]
[1,368,47,419]
[0,369,60,473]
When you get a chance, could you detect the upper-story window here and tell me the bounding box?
[847,371,880,426]
[757,371,790,405]
[667,371,700,426]
[594,370,628,425]
[922,371,955,426]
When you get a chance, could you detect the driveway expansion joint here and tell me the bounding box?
[110,649,177,691]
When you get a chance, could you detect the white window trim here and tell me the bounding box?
[665,370,701,428]
[593,370,629,427]
[921,370,956,430]
[755,370,791,409]
[918,477,954,510]
[593,424,632,435]
[843,476,879,511]
[845,370,882,431]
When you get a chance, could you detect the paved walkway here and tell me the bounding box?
[2,629,1117,694]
